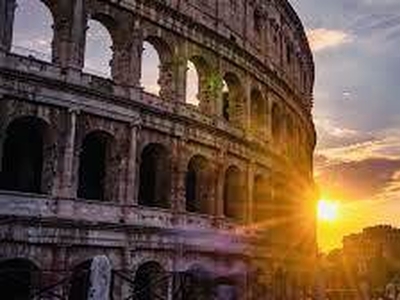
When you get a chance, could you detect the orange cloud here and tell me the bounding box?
[307,28,353,52]
[318,134,400,163]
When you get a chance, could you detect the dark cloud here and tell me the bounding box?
[316,157,400,202]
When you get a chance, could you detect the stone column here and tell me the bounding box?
[266,94,273,142]
[172,56,187,103]
[215,150,226,217]
[0,0,16,52]
[0,103,8,172]
[54,108,78,198]
[244,74,252,134]
[171,138,186,212]
[53,0,86,69]
[158,62,174,102]
[125,119,141,205]
[111,25,142,87]
[247,162,255,224]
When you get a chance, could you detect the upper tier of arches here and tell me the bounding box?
[0,0,314,125]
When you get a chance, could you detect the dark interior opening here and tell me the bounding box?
[223,166,243,221]
[0,117,46,193]
[138,144,170,208]
[0,259,39,300]
[185,165,197,212]
[68,260,92,300]
[78,131,109,201]
[134,262,168,300]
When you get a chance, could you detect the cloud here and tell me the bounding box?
[318,129,400,164]
[316,157,400,202]
[307,28,353,52]
[315,118,374,150]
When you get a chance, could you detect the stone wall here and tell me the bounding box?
[0,0,317,299]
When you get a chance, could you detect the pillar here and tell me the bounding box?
[171,138,186,212]
[111,23,142,87]
[265,90,272,141]
[53,0,86,69]
[247,162,255,224]
[54,108,78,198]
[0,0,16,52]
[158,61,174,102]
[125,119,140,205]
[172,56,187,103]
[244,74,252,134]
[215,150,226,217]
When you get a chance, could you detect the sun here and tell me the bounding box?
[318,199,339,222]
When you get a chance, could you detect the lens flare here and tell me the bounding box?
[318,199,339,222]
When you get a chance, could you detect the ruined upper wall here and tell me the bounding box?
[123,0,314,103]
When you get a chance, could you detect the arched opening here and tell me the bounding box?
[272,103,282,143]
[215,277,240,300]
[138,143,170,208]
[222,73,245,127]
[250,89,265,134]
[141,41,161,96]
[68,260,92,300]
[84,19,113,78]
[0,259,40,300]
[222,80,230,121]
[78,131,114,201]
[254,8,263,35]
[223,166,245,221]
[0,116,51,194]
[12,0,53,62]
[253,175,269,223]
[185,155,212,214]
[186,60,200,106]
[180,267,214,300]
[134,262,168,300]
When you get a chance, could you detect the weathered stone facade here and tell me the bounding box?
[0,0,317,299]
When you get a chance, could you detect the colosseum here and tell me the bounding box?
[0,0,317,299]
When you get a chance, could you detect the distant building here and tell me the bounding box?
[323,225,400,299]
[343,225,400,265]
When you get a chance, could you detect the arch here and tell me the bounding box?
[253,7,263,35]
[12,0,54,62]
[141,41,161,95]
[186,56,211,108]
[186,60,200,106]
[68,259,92,300]
[272,103,282,142]
[141,36,174,100]
[0,116,53,194]
[222,79,230,121]
[84,18,113,78]
[223,166,245,221]
[138,143,170,208]
[185,155,212,214]
[222,73,245,127]
[253,174,269,223]
[78,130,115,201]
[250,89,266,133]
[134,261,168,300]
[180,266,215,300]
[0,258,40,300]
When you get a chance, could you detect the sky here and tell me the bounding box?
[10,0,400,253]
[289,0,400,251]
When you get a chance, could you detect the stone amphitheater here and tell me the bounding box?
[0,0,317,299]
